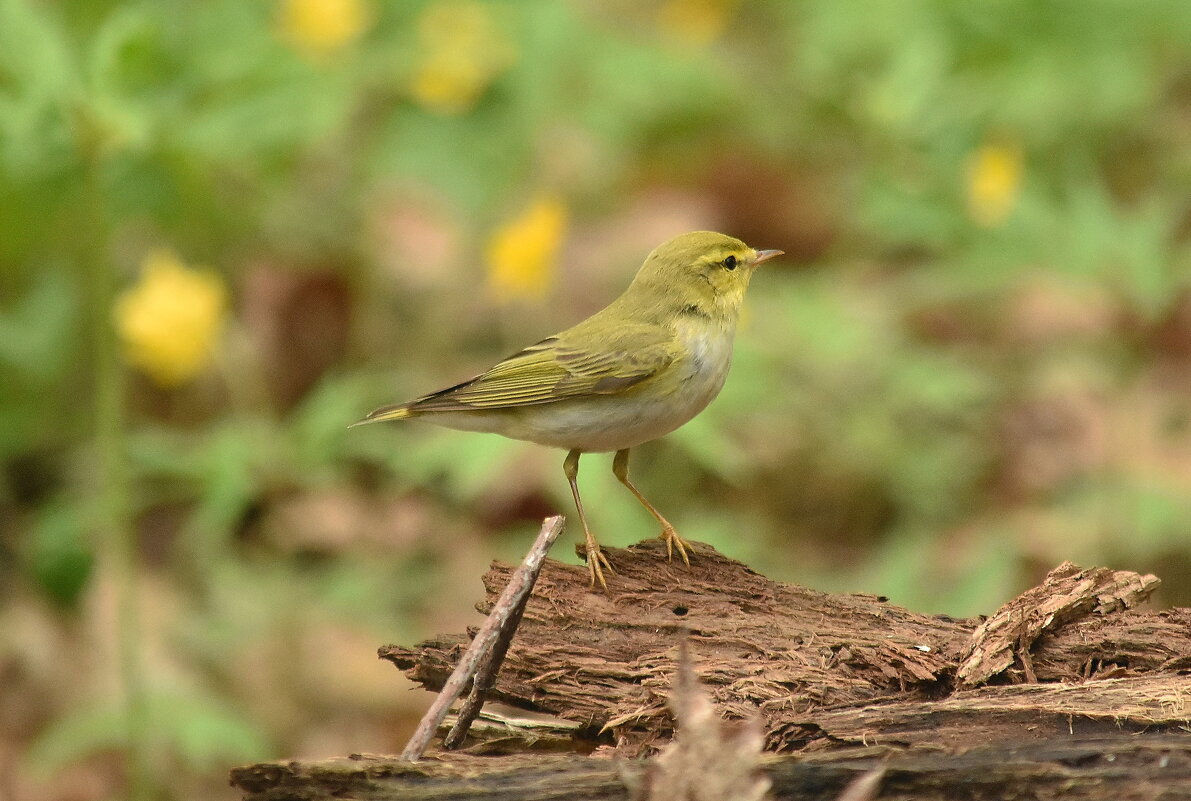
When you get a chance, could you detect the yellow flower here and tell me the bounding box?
[966,141,1023,228]
[658,0,740,46]
[409,53,491,115]
[485,196,568,303]
[115,251,228,387]
[408,0,515,115]
[279,0,371,59]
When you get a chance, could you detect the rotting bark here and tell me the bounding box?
[384,540,971,751]
[957,562,1162,685]
[770,674,1191,751]
[379,543,1176,753]
[231,541,1191,800]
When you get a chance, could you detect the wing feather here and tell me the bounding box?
[405,326,677,412]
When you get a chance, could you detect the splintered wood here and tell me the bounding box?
[956,561,1160,686]
[379,542,1185,754]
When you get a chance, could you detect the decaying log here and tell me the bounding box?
[230,734,1191,800]
[379,543,1176,753]
[383,541,968,750]
[231,540,1191,800]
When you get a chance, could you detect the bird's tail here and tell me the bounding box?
[349,403,416,427]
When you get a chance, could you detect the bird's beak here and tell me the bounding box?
[753,249,784,265]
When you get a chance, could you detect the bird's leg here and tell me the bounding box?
[612,448,692,566]
[564,449,612,589]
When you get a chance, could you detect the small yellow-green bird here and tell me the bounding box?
[354,231,782,588]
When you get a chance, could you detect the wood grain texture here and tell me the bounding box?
[379,542,1179,753]
[230,734,1191,801]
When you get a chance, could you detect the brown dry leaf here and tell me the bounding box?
[835,767,887,801]
[635,641,772,801]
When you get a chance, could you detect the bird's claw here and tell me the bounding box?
[584,541,613,590]
[660,525,693,567]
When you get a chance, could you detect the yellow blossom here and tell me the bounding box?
[410,53,490,115]
[279,0,371,59]
[485,196,568,303]
[115,250,227,387]
[966,140,1023,228]
[658,0,740,46]
[408,0,515,115]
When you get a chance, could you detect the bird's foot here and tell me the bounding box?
[659,525,693,567]
[579,539,613,590]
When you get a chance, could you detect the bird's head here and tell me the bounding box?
[630,231,783,322]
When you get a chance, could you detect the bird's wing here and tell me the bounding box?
[405,325,677,412]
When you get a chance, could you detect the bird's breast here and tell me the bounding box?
[673,317,734,399]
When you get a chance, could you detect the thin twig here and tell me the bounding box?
[399,515,566,761]
[444,560,538,749]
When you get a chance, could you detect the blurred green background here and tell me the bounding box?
[3,0,1191,798]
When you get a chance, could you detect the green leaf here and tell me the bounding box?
[0,268,82,459]
[152,690,271,771]
[0,268,79,379]
[27,499,94,607]
[24,700,126,777]
[82,4,161,152]
[0,0,77,177]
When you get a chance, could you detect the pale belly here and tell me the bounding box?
[423,329,733,452]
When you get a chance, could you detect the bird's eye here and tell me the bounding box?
[723,255,738,270]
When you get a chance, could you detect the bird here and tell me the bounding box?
[353,231,783,588]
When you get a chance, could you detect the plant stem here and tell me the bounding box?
[80,120,152,801]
